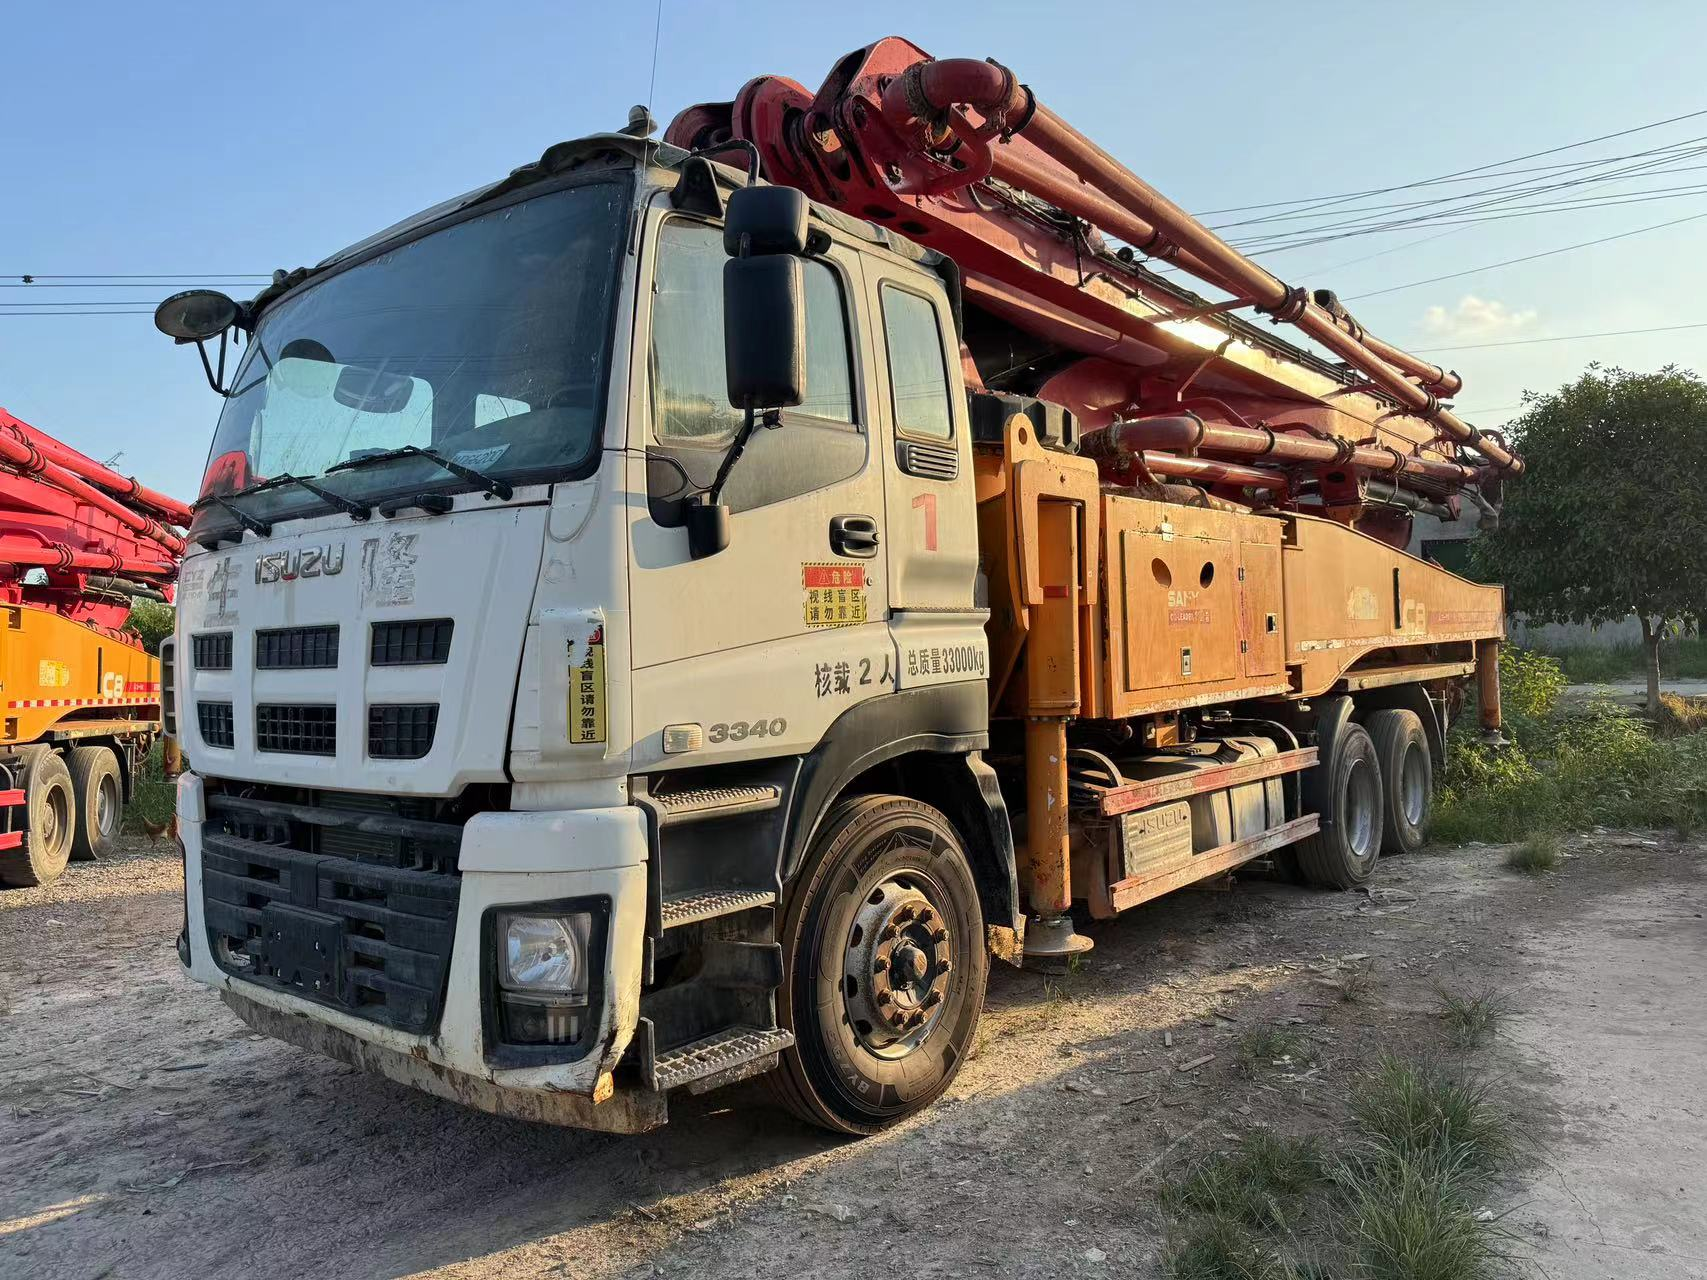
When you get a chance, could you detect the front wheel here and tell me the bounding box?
[769,794,988,1135]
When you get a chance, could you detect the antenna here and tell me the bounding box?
[645,0,664,117]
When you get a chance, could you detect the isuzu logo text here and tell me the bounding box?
[254,544,345,584]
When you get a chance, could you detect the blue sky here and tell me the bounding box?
[4,1,1706,500]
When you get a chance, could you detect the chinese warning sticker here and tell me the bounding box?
[803,563,868,629]
[568,626,607,745]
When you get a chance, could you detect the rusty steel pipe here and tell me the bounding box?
[952,99,1519,472]
[0,432,186,556]
[1141,451,1288,491]
[1087,414,1480,489]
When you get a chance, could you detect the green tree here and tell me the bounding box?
[124,599,175,654]
[1473,365,1707,716]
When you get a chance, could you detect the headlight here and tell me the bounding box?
[498,912,591,996]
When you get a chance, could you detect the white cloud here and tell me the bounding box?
[1420,295,1538,341]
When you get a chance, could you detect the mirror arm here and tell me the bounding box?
[706,405,778,506]
[194,329,232,397]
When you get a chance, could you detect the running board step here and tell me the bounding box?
[647,1025,795,1092]
[653,784,781,827]
[661,887,777,928]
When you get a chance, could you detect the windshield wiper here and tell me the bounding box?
[192,493,273,539]
[233,472,372,521]
[325,444,513,500]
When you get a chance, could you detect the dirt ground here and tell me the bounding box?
[2,828,1702,1280]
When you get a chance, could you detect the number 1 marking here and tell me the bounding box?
[912,492,938,552]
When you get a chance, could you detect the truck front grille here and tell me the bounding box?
[368,704,438,760]
[197,701,234,748]
[256,704,337,755]
[192,632,232,670]
[255,625,339,669]
[371,618,454,666]
[201,784,471,1034]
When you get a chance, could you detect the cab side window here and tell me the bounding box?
[648,220,863,519]
[879,285,953,440]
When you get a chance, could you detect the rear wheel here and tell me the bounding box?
[69,745,122,862]
[0,751,75,888]
[769,794,988,1135]
[1366,709,1432,856]
[1296,722,1384,889]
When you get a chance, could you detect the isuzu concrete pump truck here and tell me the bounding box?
[0,408,183,887]
[158,37,1513,1135]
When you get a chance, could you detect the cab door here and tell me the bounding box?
[863,269,985,690]
[626,202,896,771]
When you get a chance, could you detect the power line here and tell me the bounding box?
[1345,208,1707,300]
[1192,105,1707,220]
[0,310,157,317]
[2,281,261,289]
[1411,321,1707,354]
[2,273,269,280]
[1232,145,1707,254]
[0,300,170,307]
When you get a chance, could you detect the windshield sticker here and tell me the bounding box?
[452,444,510,471]
[360,532,418,607]
[803,564,868,629]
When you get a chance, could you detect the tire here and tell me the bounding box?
[69,745,123,862]
[1295,722,1384,889]
[768,794,989,1135]
[1366,709,1432,856]
[0,751,76,888]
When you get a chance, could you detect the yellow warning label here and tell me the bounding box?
[803,563,868,629]
[37,660,70,688]
[568,627,607,745]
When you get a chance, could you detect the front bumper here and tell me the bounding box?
[178,772,656,1127]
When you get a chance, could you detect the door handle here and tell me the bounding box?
[829,514,880,559]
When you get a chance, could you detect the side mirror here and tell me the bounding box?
[689,185,815,561]
[154,288,244,396]
[723,254,805,411]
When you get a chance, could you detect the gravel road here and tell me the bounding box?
[2,829,1701,1278]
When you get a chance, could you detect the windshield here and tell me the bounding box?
[193,179,627,534]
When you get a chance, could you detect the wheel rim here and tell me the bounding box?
[841,871,955,1059]
[96,774,120,838]
[43,785,69,854]
[1400,743,1429,827]
[1345,757,1378,861]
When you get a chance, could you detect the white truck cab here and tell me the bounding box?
[169,131,1016,1134]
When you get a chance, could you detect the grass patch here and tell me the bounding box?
[1164,1214,1310,1280]
[1163,1133,1324,1229]
[1431,646,1707,843]
[1543,634,1707,685]
[1656,692,1707,737]
[1504,831,1560,875]
[1236,1028,1314,1076]
[1436,987,1510,1048]
[1349,1056,1514,1175]
[1334,1145,1505,1280]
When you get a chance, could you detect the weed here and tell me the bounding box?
[1329,965,1372,1003]
[1163,1133,1324,1229]
[124,739,175,834]
[1164,1213,1306,1280]
[1436,987,1510,1048]
[1656,692,1707,737]
[1542,634,1707,686]
[1349,1056,1514,1176]
[1504,832,1560,875]
[1236,1028,1314,1076]
[1333,1143,1506,1280]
